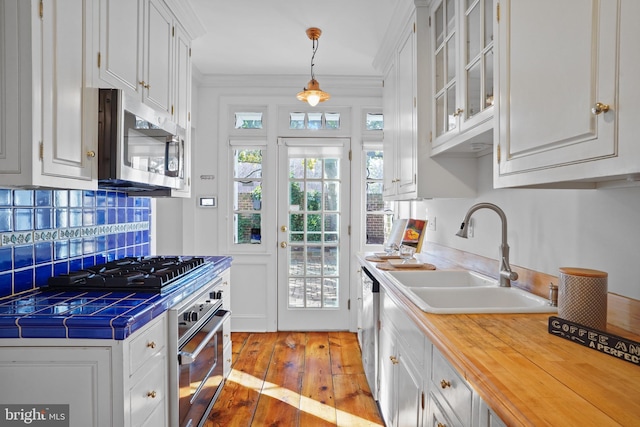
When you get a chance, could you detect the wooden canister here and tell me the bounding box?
[558,267,608,330]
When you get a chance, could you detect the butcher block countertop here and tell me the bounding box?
[358,252,640,426]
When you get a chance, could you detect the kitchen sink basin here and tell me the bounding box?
[386,270,497,288]
[402,286,557,314]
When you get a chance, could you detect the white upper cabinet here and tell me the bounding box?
[0,0,97,190]
[430,0,495,156]
[494,0,640,188]
[91,0,192,125]
[377,2,477,200]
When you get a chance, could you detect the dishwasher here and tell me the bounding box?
[359,266,380,400]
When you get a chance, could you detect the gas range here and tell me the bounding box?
[45,256,207,293]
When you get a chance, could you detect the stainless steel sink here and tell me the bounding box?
[387,270,497,288]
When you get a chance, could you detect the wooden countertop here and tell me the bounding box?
[358,253,640,426]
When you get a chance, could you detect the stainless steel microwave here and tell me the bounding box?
[97,89,185,194]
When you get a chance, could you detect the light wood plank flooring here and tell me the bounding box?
[205,332,385,427]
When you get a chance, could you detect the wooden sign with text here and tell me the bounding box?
[548,316,640,366]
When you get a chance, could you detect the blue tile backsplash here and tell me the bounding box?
[0,188,151,298]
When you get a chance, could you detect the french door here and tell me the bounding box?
[277,138,351,330]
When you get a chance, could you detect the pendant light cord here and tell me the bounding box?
[310,38,318,81]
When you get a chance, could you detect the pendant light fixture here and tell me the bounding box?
[297,27,330,107]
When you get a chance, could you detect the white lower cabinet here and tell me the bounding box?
[0,313,169,427]
[379,288,426,427]
[376,287,507,427]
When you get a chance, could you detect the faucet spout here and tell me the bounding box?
[455,203,518,287]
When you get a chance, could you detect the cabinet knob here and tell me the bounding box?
[389,355,399,365]
[86,151,96,158]
[281,225,288,232]
[147,391,157,398]
[147,341,156,349]
[591,102,610,115]
[440,379,451,389]
[280,241,287,248]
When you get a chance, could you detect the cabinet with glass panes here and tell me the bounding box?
[430,0,495,157]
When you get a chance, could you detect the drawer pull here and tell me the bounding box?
[147,341,156,349]
[147,391,157,398]
[440,379,451,389]
[390,356,399,365]
[437,423,446,427]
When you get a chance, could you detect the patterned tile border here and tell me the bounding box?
[0,221,150,247]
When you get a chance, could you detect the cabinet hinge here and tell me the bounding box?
[348,225,351,236]
[348,299,351,310]
[171,105,174,115]
[496,3,500,23]
[429,131,433,143]
[377,319,381,331]
[97,52,101,68]
[382,79,385,88]
[413,22,416,33]
[39,142,43,160]
[189,47,192,57]
[497,144,501,163]
[39,0,43,18]
[188,112,191,121]
[421,392,425,410]
[414,97,417,108]
[349,150,352,161]
[414,174,417,184]
[172,26,175,37]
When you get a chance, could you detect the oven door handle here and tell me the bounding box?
[179,310,230,365]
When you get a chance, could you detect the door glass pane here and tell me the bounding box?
[484,0,493,47]
[436,94,445,137]
[435,3,444,47]
[467,61,481,118]
[446,35,456,84]
[447,85,457,131]
[485,49,494,107]
[466,2,481,62]
[287,155,341,309]
[233,213,261,244]
[435,48,445,93]
[446,0,455,34]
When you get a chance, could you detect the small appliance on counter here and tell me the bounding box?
[558,267,608,330]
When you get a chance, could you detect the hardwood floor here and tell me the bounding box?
[205,332,385,427]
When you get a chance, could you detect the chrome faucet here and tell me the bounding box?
[455,202,518,287]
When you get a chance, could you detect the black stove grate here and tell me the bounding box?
[46,256,206,292]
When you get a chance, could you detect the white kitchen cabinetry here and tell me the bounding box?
[378,3,477,200]
[92,0,192,126]
[494,0,640,188]
[0,313,169,427]
[379,288,426,427]
[0,0,97,190]
[430,0,495,156]
[428,346,474,427]
[219,268,233,377]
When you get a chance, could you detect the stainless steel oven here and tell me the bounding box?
[169,277,230,427]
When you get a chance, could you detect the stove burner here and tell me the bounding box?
[46,256,206,292]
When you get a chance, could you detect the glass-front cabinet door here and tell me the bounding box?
[431,0,495,155]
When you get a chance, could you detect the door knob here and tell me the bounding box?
[591,102,610,115]
[86,151,96,158]
[280,242,287,248]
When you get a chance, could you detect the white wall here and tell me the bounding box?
[417,153,640,300]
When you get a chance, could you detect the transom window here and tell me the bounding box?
[234,112,263,129]
[289,112,341,130]
[365,112,384,130]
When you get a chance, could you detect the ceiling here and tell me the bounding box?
[186,0,397,77]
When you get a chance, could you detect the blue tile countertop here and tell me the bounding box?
[0,256,232,340]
